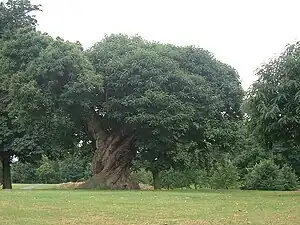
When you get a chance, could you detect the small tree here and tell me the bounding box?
[276,165,299,191]
[35,159,58,184]
[243,159,298,190]
[210,160,239,189]
[243,160,280,190]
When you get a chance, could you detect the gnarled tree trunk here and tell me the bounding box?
[78,117,139,189]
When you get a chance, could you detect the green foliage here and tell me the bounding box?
[159,159,240,190]
[1,1,243,190]
[35,159,57,184]
[161,168,190,189]
[210,160,239,189]
[276,164,299,191]
[132,169,153,185]
[3,28,243,189]
[11,155,92,184]
[0,0,40,38]
[83,163,92,180]
[234,136,268,178]
[243,160,281,190]
[243,159,298,191]
[59,156,86,183]
[11,161,37,184]
[0,2,43,189]
[246,42,300,175]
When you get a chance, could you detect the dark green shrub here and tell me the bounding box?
[59,156,86,182]
[36,161,58,184]
[276,165,299,191]
[243,159,298,190]
[11,162,37,184]
[83,163,92,180]
[132,168,153,185]
[210,160,239,189]
[161,168,190,189]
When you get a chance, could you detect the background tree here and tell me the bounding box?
[3,28,102,187]
[246,42,300,175]
[0,0,42,189]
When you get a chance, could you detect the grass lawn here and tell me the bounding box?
[0,185,299,225]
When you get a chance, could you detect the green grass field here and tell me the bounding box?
[0,185,299,225]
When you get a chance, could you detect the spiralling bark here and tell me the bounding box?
[1,155,12,189]
[78,117,139,189]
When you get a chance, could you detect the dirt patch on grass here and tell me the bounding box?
[49,214,124,225]
[182,220,211,225]
[58,182,85,189]
[139,183,154,190]
[58,182,154,190]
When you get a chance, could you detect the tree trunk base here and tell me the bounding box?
[152,170,162,190]
[1,155,12,190]
[77,172,140,190]
[84,118,139,190]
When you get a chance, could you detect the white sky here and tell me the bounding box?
[31,0,300,89]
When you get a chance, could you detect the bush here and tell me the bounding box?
[132,169,153,185]
[243,160,298,190]
[276,164,299,191]
[161,168,190,189]
[11,162,37,184]
[36,161,58,184]
[210,160,239,189]
[83,163,92,180]
[9,156,92,184]
[59,156,86,182]
[159,168,211,189]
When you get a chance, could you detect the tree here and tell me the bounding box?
[210,159,239,189]
[3,29,102,186]
[0,0,41,189]
[246,42,300,175]
[35,157,58,184]
[5,34,243,189]
[242,159,298,191]
[83,37,243,189]
[0,0,40,38]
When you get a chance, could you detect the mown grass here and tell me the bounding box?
[0,185,299,225]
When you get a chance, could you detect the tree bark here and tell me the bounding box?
[152,170,162,190]
[78,117,139,189]
[1,155,12,189]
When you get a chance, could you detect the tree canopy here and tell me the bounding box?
[246,42,300,175]
[0,0,42,189]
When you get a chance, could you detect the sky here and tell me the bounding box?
[30,0,300,89]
